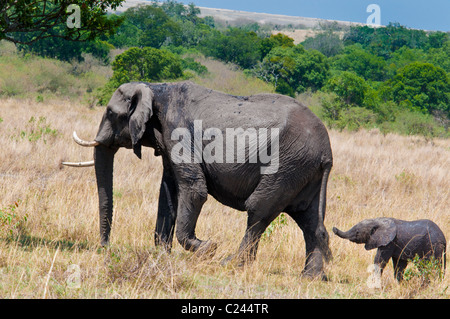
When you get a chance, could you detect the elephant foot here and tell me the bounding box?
[193,240,218,259]
[301,268,328,281]
[302,250,328,281]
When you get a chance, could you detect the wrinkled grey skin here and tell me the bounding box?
[333,218,447,281]
[90,81,333,279]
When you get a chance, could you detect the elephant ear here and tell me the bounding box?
[365,218,397,250]
[128,83,153,159]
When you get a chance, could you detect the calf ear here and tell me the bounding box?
[365,218,397,250]
[128,83,153,159]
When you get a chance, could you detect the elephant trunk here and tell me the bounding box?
[332,227,352,240]
[94,145,116,246]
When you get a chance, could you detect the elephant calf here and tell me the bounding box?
[333,218,446,282]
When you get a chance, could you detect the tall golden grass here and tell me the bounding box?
[0,94,448,299]
[0,53,449,298]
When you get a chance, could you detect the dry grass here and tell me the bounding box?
[0,95,448,299]
[192,57,275,96]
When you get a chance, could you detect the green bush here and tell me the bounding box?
[403,254,445,284]
[301,31,344,57]
[260,33,295,60]
[97,47,184,105]
[318,92,377,131]
[379,110,447,138]
[0,200,28,238]
[331,44,387,81]
[319,92,346,124]
[335,107,377,131]
[199,28,262,69]
[325,71,368,106]
[181,57,208,75]
[386,62,449,116]
[19,116,59,143]
[262,213,288,241]
[255,45,329,95]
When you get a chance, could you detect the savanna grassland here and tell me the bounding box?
[0,58,448,299]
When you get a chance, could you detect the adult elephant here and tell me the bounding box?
[63,81,333,279]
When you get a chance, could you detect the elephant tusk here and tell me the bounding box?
[72,131,99,147]
[61,161,95,168]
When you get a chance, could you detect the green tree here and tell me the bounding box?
[387,62,449,115]
[199,28,262,69]
[344,23,429,58]
[98,47,184,105]
[123,5,180,48]
[255,45,329,96]
[111,47,183,83]
[170,18,213,47]
[386,46,426,77]
[302,31,344,57]
[260,33,295,60]
[425,41,450,73]
[1,0,124,44]
[159,0,201,23]
[106,17,141,49]
[343,25,376,48]
[331,44,387,81]
[17,24,113,62]
[325,71,368,106]
[427,31,449,49]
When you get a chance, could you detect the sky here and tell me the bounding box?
[175,0,449,31]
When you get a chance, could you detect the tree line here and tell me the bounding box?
[3,0,449,137]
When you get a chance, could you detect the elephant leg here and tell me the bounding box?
[234,210,279,265]
[288,192,330,280]
[374,246,394,276]
[392,257,407,282]
[154,169,178,252]
[175,186,217,256]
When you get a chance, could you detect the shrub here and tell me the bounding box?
[336,107,377,131]
[387,62,449,116]
[112,47,184,84]
[199,28,262,69]
[380,110,447,138]
[181,57,208,75]
[255,45,329,95]
[98,47,184,105]
[319,92,346,125]
[331,44,387,81]
[302,31,344,57]
[325,71,368,106]
[403,255,445,284]
[260,33,295,60]
[262,214,288,241]
[0,200,28,238]
[19,116,59,143]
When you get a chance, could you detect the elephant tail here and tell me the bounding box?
[317,161,333,262]
[318,162,332,227]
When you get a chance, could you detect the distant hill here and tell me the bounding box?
[116,1,365,34]
[195,6,364,28]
